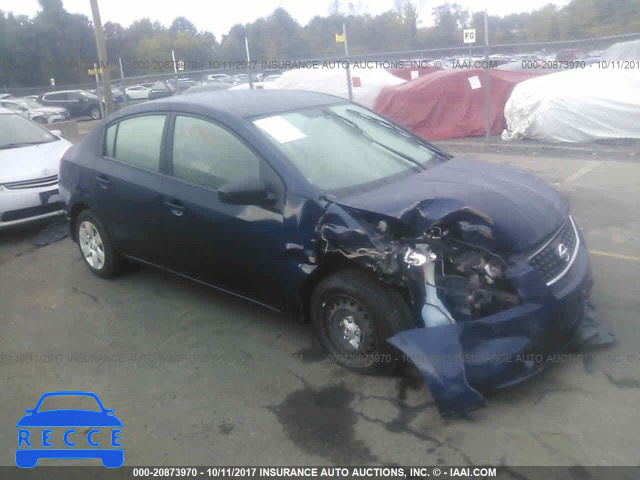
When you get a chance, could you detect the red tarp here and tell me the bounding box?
[387,67,442,81]
[373,69,541,140]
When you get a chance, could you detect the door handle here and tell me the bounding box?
[163,199,186,217]
[95,175,111,189]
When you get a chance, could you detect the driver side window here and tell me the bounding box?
[171,115,261,190]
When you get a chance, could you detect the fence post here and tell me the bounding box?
[172,49,179,95]
[245,37,254,90]
[483,9,491,146]
[343,23,353,102]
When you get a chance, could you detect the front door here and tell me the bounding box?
[160,114,287,307]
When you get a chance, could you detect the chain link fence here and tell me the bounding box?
[4,31,640,97]
[3,30,639,142]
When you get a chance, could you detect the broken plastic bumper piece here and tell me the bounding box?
[388,242,615,416]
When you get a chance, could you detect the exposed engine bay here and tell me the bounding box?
[313,200,616,415]
[315,203,522,325]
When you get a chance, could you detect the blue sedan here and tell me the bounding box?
[58,90,612,415]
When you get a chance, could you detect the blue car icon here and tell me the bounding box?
[16,391,123,468]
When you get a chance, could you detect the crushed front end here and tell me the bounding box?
[315,201,615,416]
[388,215,615,415]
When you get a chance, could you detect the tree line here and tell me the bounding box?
[1,0,639,87]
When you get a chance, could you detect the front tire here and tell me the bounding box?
[311,269,415,374]
[76,210,120,278]
[90,107,101,120]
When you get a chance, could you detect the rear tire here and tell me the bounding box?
[90,107,101,120]
[310,269,415,374]
[76,210,120,278]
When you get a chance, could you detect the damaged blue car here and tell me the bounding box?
[59,90,614,415]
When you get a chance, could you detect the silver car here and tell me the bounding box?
[0,108,72,229]
[0,97,69,124]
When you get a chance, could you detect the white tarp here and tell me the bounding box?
[502,68,640,143]
[269,66,405,108]
[602,39,640,61]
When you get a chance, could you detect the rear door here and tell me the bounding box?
[160,114,287,307]
[92,114,168,264]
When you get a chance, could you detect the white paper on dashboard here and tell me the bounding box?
[253,116,306,144]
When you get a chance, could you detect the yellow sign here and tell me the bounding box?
[88,68,104,75]
[335,33,345,43]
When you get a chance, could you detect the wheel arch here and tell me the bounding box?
[298,255,413,323]
[69,202,90,242]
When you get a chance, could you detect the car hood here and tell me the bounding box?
[36,106,67,115]
[16,410,123,427]
[0,139,72,184]
[334,157,568,253]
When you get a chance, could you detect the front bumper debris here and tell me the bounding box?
[388,243,616,416]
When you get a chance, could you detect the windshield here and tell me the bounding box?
[80,91,98,99]
[253,103,441,193]
[0,113,57,149]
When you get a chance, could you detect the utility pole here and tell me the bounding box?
[89,0,114,116]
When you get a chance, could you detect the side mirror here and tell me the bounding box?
[218,178,275,206]
[50,129,63,137]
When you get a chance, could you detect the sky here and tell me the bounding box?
[0,0,572,38]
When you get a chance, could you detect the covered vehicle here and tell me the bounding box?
[267,65,405,108]
[387,66,442,81]
[502,67,640,143]
[59,90,612,415]
[601,38,640,61]
[374,69,540,140]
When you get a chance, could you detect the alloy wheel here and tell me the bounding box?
[78,221,106,270]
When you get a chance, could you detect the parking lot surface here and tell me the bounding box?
[1,144,639,466]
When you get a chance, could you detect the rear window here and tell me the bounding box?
[104,124,116,158]
[112,115,166,171]
[44,93,66,101]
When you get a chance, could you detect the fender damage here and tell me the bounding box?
[313,197,615,416]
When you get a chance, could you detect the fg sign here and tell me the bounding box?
[463,29,476,44]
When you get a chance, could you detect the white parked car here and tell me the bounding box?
[0,108,72,229]
[0,97,69,124]
[205,73,236,84]
[124,85,151,100]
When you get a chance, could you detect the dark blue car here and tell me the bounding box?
[58,90,610,414]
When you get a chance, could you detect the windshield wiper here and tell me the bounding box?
[345,108,414,138]
[0,140,53,150]
[322,109,425,170]
[345,108,450,161]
